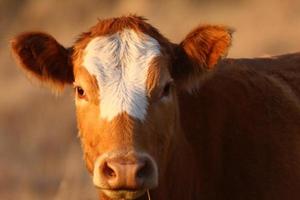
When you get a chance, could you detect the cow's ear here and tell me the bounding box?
[172,25,233,92]
[11,32,74,91]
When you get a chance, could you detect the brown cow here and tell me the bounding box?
[11,15,300,200]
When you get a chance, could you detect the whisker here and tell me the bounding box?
[147,190,151,200]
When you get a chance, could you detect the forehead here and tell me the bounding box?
[80,29,162,121]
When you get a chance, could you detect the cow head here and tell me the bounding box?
[11,15,232,200]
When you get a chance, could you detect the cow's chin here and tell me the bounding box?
[101,189,147,200]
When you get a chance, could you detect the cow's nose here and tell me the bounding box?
[104,159,148,189]
[93,154,158,190]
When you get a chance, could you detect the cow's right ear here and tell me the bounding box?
[171,25,233,92]
[10,32,74,90]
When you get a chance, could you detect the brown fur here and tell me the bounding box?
[179,53,300,200]
[10,15,300,200]
[11,32,74,90]
[172,25,233,91]
[73,15,173,62]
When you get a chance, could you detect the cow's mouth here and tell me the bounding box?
[101,188,147,199]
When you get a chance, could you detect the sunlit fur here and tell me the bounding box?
[83,29,161,121]
[13,15,272,200]
[11,15,233,200]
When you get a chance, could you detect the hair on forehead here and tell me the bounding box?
[82,28,163,121]
[73,15,176,122]
[75,14,173,53]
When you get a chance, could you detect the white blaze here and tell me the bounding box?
[82,29,161,121]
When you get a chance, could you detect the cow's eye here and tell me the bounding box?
[75,86,86,99]
[161,81,173,99]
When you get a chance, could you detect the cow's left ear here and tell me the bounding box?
[172,25,233,91]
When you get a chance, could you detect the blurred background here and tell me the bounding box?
[1,0,300,199]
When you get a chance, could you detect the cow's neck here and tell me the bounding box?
[151,128,200,200]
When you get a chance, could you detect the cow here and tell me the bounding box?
[10,15,300,200]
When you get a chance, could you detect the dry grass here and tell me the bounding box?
[1,0,300,199]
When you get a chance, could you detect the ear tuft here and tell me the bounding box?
[10,32,74,91]
[181,25,233,69]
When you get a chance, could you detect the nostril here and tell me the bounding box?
[137,160,151,179]
[103,162,116,178]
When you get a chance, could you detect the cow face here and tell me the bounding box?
[72,28,176,199]
[11,15,232,200]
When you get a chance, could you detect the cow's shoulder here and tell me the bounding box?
[179,53,300,145]
[193,53,300,114]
